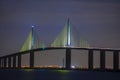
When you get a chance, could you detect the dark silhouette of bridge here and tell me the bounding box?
[0,19,120,71]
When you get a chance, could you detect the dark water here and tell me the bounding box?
[0,69,120,80]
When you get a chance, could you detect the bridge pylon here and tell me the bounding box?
[66,48,71,69]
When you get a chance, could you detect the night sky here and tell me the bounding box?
[0,0,120,67]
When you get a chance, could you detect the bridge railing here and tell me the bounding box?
[0,47,119,71]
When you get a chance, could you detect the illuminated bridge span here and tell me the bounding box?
[0,19,120,71]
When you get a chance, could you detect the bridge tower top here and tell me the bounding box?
[67,18,71,47]
[51,18,90,48]
[31,25,34,49]
[20,26,44,52]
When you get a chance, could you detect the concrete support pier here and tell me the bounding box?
[66,48,71,69]
[4,57,7,68]
[13,56,16,68]
[88,50,93,69]
[30,51,34,68]
[18,54,21,68]
[8,56,11,68]
[113,50,119,70]
[100,50,105,69]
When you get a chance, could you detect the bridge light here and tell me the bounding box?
[32,25,34,28]
[71,65,75,68]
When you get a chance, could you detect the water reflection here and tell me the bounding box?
[0,69,120,80]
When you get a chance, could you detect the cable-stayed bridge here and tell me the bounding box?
[0,19,120,71]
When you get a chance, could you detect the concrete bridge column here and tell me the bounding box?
[18,54,21,68]
[0,59,3,68]
[100,50,105,69]
[113,50,119,70]
[0,58,1,68]
[88,50,93,69]
[30,51,34,68]
[4,57,7,68]
[66,48,71,69]
[1,59,3,68]
[8,56,11,68]
[13,56,16,68]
